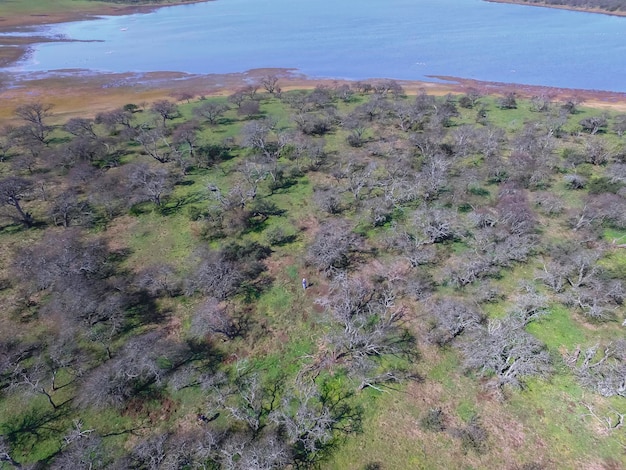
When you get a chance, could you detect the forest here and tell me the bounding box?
[1,78,626,469]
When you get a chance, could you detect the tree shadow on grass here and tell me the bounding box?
[158,192,207,216]
[1,403,71,452]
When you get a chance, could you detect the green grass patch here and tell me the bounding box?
[126,211,196,268]
[456,400,477,422]
[427,348,460,388]
[526,305,588,352]
[507,375,626,466]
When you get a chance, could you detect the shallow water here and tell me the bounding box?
[4,0,626,92]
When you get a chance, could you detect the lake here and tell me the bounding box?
[4,0,626,92]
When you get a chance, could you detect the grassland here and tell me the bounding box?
[0,79,625,469]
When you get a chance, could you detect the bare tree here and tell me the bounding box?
[194,101,230,126]
[293,110,335,135]
[261,74,280,94]
[580,115,608,135]
[88,171,127,221]
[77,331,186,409]
[459,88,483,108]
[240,118,287,161]
[95,107,135,136]
[613,114,626,137]
[158,429,222,469]
[584,136,613,165]
[50,421,108,469]
[228,89,247,108]
[269,381,341,461]
[64,117,98,139]
[343,111,369,147]
[427,298,484,346]
[184,248,246,300]
[497,92,517,109]
[219,431,291,470]
[151,99,179,127]
[496,184,536,235]
[458,314,552,390]
[171,120,199,161]
[135,263,181,298]
[0,125,15,162]
[49,190,92,228]
[127,162,173,207]
[14,101,53,144]
[341,160,376,202]
[313,188,343,214]
[134,126,172,163]
[418,154,451,200]
[221,368,281,435]
[451,415,489,454]
[306,220,363,275]
[0,176,35,227]
[412,207,458,244]
[191,297,247,340]
[9,355,61,410]
[566,340,626,397]
[127,433,168,469]
[237,99,261,118]
[312,274,415,382]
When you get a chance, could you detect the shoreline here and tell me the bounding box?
[0,1,212,29]
[484,0,626,17]
[1,69,626,127]
[0,0,212,68]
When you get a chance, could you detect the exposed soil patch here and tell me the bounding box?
[123,396,177,423]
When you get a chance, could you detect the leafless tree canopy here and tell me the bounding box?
[306,221,364,275]
[459,314,552,390]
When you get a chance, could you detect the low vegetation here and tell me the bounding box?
[0,77,625,468]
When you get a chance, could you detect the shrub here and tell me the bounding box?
[420,407,446,432]
[452,416,488,454]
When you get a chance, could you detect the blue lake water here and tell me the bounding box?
[4,0,626,92]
